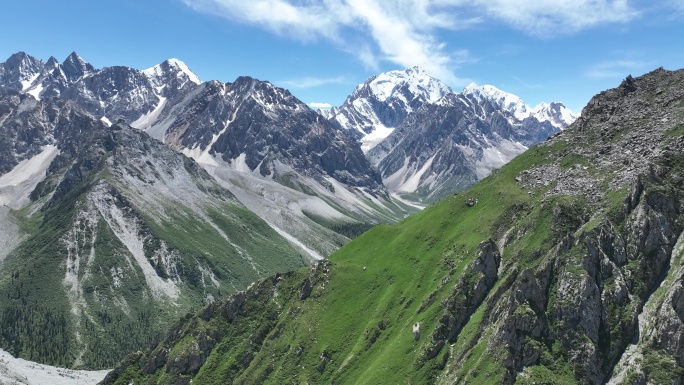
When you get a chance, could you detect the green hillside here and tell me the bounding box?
[102,68,684,384]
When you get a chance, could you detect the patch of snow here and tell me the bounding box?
[100,116,112,127]
[143,58,201,85]
[130,97,166,131]
[26,83,44,100]
[360,123,394,153]
[0,348,108,385]
[0,145,60,209]
[20,73,40,91]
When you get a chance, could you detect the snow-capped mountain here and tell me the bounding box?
[326,68,577,203]
[462,83,577,129]
[0,52,415,262]
[0,52,43,92]
[326,66,452,152]
[139,76,414,258]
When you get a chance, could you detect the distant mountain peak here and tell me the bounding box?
[362,66,452,103]
[144,58,201,85]
[61,51,94,80]
[462,82,577,128]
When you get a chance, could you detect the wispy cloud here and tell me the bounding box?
[308,102,333,109]
[279,76,347,89]
[585,59,651,79]
[466,0,639,36]
[183,0,642,85]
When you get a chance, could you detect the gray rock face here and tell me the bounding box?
[368,91,566,202]
[0,52,43,92]
[155,77,383,191]
[422,239,501,362]
[463,68,684,385]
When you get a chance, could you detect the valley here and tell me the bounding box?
[1,49,682,385]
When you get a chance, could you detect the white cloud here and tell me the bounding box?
[465,0,639,36]
[183,0,642,85]
[308,102,333,109]
[585,59,651,79]
[279,76,347,89]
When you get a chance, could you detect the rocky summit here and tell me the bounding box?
[102,68,684,384]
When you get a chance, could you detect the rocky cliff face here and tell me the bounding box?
[150,76,383,191]
[102,68,684,385]
[367,88,572,202]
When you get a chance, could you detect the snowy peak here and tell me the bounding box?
[144,58,201,85]
[0,52,43,91]
[462,82,577,128]
[532,101,578,129]
[362,66,452,103]
[327,67,453,152]
[61,51,94,81]
[463,82,530,120]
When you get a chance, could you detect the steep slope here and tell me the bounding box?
[0,94,304,369]
[103,67,684,385]
[1,52,416,259]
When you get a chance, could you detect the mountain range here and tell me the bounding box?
[0,91,306,368]
[0,51,577,375]
[327,66,577,202]
[103,67,684,385]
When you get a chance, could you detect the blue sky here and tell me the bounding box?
[1,0,682,112]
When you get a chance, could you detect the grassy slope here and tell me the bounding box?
[106,137,578,384]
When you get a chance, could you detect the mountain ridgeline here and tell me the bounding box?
[0,51,417,261]
[103,68,684,384]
